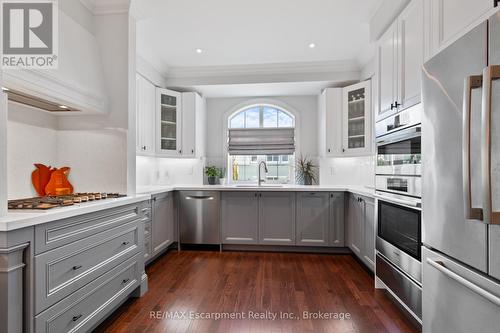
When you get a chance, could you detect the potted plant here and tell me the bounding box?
[218,167,227,185]
[205,166,220,185]
[296,155,318,185]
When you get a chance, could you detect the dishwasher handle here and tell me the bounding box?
[185,195,214,200]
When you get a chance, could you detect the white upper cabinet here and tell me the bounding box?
[377,0,424,121]
[318,88,343,157]
[156,88,183,157]
[342,81,372,156]
[137,85,205,158]
[318,81,372,158]
[424,0,497,60]
[378,21,398,120]
[136,74,156,156]
[398,0,424,111]
[181,92,206,158]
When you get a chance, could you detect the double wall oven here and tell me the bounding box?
[374,104,422,322]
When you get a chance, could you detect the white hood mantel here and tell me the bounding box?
[3,10,108,115]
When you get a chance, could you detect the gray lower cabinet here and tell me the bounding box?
[329,192,345,246]
[35,254,141,333]
[34,221,140,312]
[141,202,152,263]
[152,192,174,256]
[346,193,375,271]
[258,192,296,245]
[363,197,375,270]
[296,192,330,246]
[221,192,259,244]
[347,193,363,256]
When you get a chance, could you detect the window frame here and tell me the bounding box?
[226,104,297,185]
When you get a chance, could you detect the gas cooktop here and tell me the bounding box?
[8,193,127,210]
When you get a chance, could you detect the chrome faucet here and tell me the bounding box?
[258,161,268,186]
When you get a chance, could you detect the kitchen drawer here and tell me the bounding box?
[35,254,140,333]
[35,203,143,254]
[34,221,140,313]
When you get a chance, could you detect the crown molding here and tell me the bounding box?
[79,0,129,16]
[166,60,360,79]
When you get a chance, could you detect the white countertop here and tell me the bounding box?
[136,184,375,198]
[0,195,150,232]
[0,185,374,232]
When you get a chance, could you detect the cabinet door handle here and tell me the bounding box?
[327,148,331,153]
[342,148,345,153]
[254,193,258,197]
[390,103,394,110]
[122,241,130,246]
[179,150,182,154]
[72,314,83,322]
[122,278,130,284]
[394,101,401,108]
[72,265,82,271]
[191,149,194,154]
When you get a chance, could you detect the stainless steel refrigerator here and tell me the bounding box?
[421,11,500,333]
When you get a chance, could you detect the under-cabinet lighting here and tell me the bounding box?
[308,43,316,49]
[195,48,203,54]
[58,105,68,109]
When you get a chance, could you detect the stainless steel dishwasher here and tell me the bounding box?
[179,191,220,245]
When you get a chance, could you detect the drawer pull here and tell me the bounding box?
[122,241,130,246]
[122,278,130,284]
[72,314,82,322]
[72,265,82,271]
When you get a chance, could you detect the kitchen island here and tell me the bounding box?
[0,195,151,333]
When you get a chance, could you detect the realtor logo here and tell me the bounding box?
[1,0,58,68]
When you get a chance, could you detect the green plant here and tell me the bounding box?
[205,166,219,178]
[295,155,318,185]
[218,167,226,178]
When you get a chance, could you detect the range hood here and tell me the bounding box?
[3,88,80,113]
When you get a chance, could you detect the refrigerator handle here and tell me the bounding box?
[481,65,500,224]
[462,75,483,220]
[427,258,500,307]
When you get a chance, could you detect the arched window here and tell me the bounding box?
[228,105,296,184]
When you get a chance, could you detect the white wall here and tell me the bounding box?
[319,156,375,187]
[6,103,129,198]
[136,156,204,187]
[7,103,59,199]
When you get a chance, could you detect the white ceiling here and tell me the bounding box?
[133,0,382,74]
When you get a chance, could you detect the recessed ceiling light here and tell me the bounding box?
[1,87,9,91]
[195,48,203,54]
[309,43,316,49]
[58,105,69,109]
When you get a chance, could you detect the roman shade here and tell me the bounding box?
[228,128,295,155]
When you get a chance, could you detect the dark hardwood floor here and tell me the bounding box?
[94,251,420,333]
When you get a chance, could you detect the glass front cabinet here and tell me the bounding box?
[156,88,182,156]
[342,80,371,156]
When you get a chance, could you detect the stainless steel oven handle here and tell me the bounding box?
[462,75,483,220]
[427,258,500,307]
[481,65,500,224]
[374,194,421,208]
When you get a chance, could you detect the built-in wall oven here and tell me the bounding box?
[375,104,422,322]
